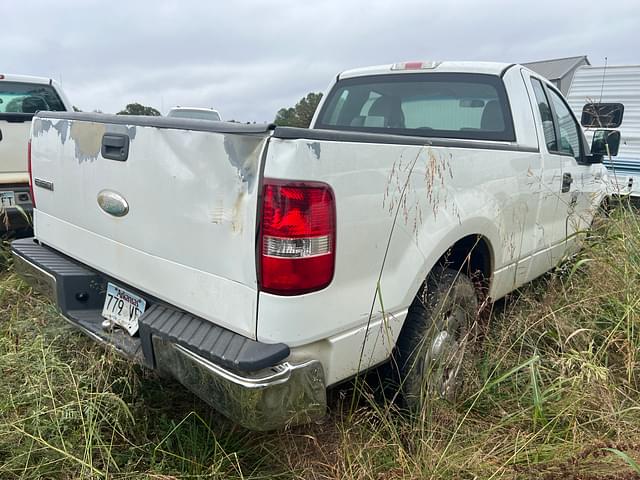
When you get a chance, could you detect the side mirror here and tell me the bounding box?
[591,129,621,157]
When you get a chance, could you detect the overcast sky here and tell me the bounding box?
[4,0,639,122]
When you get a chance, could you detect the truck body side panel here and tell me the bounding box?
[259,135,543,346]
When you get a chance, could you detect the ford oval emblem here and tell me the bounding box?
[97,190,129,217]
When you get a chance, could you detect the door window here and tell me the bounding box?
[530,78,557,152]
[547,88,582,161]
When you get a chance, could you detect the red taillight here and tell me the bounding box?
[259,179,336,295]
[28,140,35,208]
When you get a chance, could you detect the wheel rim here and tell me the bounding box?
[425,304,469,400]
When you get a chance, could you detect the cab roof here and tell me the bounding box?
[170,106,219,112]
[0,73,56,85]
[339,61,515,79]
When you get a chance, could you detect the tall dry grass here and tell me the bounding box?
[0,203,639,479]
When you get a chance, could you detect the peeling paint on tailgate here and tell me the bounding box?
[30,116,272,338]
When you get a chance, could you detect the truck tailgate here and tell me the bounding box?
[30,113,272,338]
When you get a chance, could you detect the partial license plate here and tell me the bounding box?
[101,283,146,336]
[0,191,15,208]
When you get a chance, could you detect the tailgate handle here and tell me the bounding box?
[101,134,130,161]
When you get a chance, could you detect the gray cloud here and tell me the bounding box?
[4,0,639,122]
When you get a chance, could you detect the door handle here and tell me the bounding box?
[101,133,130,161]
[562,173,573,193]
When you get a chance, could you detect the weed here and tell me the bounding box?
[1,204,639,478]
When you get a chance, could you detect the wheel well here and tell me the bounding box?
[437,234,493,294]
[388,234,493,380]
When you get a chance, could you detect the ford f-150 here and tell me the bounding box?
[12,61,614,430]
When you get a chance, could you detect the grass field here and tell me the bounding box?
[1,204,639,479]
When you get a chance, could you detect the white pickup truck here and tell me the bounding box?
[0,74,72,231]
[13,61,616,430]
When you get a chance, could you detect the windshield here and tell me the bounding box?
[168,109,221,121]
[316,73,515,142]
[0,81,66,113]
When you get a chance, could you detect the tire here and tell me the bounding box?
[394,267,479,409]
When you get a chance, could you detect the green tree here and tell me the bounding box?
[274,92,323,128]
[117,103,161,116]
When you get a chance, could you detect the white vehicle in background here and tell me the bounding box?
[566,64,640,197]
[0,74,72,231]
[167,106,222,121]
[14,61,615,430]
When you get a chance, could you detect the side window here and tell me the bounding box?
[530,78,557,151]
[547,89,581,161]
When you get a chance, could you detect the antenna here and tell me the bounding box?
[599,56,608,103]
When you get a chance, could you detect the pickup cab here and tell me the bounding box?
[0,74,72,231]
[13,61,611,430]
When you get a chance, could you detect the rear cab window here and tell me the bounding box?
[0,81,66,115]
[316,73,516,142]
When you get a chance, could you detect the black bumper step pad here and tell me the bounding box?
[11,238,290,372]
[139,304,290,372]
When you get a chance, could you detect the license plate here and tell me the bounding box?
[0,191,15,208]
[101,283,146,335]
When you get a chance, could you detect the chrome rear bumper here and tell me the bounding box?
[153,338,326,430]
[12,238,327,430]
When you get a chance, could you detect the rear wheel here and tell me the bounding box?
[395,268,478,408]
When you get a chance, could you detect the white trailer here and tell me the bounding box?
[566,64,640,197]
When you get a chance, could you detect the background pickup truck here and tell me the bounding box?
[13,61,615,430]
[0,74,72,232]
